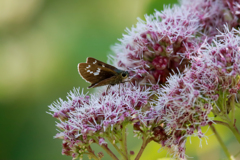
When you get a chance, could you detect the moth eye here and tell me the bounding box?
[121,72,127,77]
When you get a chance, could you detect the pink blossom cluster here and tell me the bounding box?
[109,0,240,158]
[156,73,213,158]
[189,27,240,114]
[111,0,240,86]
[49,0,240,159]
[48,85,151,159]
[181,0,239,40]
[111,5,200,85]
[151,26,240,158]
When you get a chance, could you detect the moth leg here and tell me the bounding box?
[121,80,132,87]
[106,85,111,93]
[121,80,131,83]
[118,84,121,93]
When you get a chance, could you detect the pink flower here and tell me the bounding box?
[154,25,240,158]
[181,0,239,41]
[49,0,240,159]
[189,26,240,114]
[111,5,201,85]
[155,73,212,158]
[48,84,151,159]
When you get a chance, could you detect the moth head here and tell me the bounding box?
[121,71,129,79]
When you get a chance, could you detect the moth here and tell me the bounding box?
[78,57,129,89]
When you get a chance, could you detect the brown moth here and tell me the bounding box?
[78,57,129,89]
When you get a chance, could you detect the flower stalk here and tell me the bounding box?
[106,136,127,159]
[228,123,240,144]
[214,120,240,144]
[135,135,150,160]
[86,146,99,160]
[230,96,236,124]
[121,125,129,160]
[210,125,232,160]
[100,144,119,160]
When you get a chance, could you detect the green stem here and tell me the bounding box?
[214,120,240,143]
[121,126,128,159]
[228,123,240,143]
[210,125,232,160]
[100,144,119,160]
[213,120,231,129]
[214,91,231,122]
[223,91,227,115]
[230,95,235,124]
[106,136,127,159]
[86,146,99,160]
[134,136,150,160]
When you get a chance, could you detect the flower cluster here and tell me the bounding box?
[189,26,240,115]
[181,0,239,40]
[111,0,240,86]
[156,73,213,158]
[48,84,151,159]
[49,0,240,159]
[111,4,201,85]
[151,26,240,158]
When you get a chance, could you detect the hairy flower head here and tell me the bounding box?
[111,5,201,85]
[48,1,240,159]
[189,26,240,115]
[181,0,240,41]
[48,84,151,159]
[155,73,213,158]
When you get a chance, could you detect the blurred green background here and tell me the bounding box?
[1,0,240,160]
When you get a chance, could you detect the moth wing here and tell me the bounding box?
[78,63,116,85]
[86,57,118,71]
[88,76,117,88]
